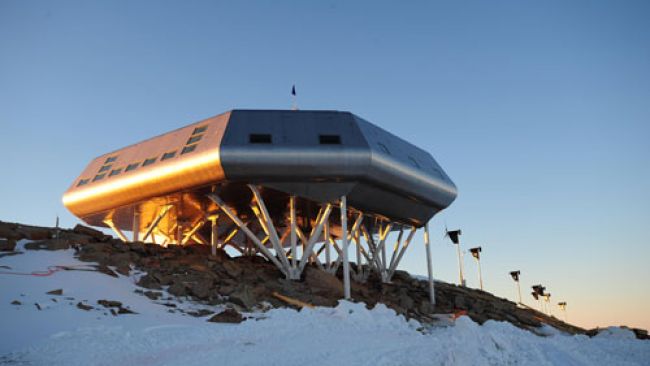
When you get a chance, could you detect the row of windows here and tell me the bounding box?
[248,134,342,145]
[77,124,208,187]
[246,133,424,170]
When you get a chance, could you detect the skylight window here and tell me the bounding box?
[109,168,122,177]
[143,157,157,167]
[161,151,177,160]
[181,145,197,155]
[187,135,202,145]
[192,126,207,135]
[93,173,106,182]
[77,179,90,187]
[99,165,111,173]
[105,156,117,164]
[125,163,140,172]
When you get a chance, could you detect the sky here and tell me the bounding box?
[1,0,648,330]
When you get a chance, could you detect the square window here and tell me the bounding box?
[99,165,111,173]
[249,134,272,143]
[192,126,207,135]
[109,168,122,177]
[143,157,157,166]
[319,135,341,144]
[186,135,202,145]
[181,145,197,155]
[125,163,140,172]
[93,173,106,182]
[161,151,176,160]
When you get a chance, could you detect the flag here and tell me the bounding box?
[291,85,296,96]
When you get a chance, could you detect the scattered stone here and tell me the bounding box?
[168,281,189,297]
[207,308,243,323]
[187,309,215,317]
[11,300,21,305]
[117,307,136,314]
[143,291,162,300]
[24,239,70,251]
[97,300,122,308]
[47,289,63,295]
[76,302,93,311]
[96,265,118,278]
[228,285,258,309]
[137,274,162,289]
[0,239,16,252]
[73,224,111,241]
[34,303,42,310]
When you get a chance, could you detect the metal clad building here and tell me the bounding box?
[63,110,456,236]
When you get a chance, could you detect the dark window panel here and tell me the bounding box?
[181,145,197,155]
[125,163,140,172]
[161,151,177,160]
[187,135,202,145]
[143,157,157,166]
[319,135,341,144]
[249,134,272,143]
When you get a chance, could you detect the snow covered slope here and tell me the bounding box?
[1,241,649,366]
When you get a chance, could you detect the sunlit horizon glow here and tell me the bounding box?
[1,1,648,331]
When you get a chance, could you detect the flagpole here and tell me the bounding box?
[291,85,298,110]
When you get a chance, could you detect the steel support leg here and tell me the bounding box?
[424,222,435,305]
[341,196,351,300]
[142,205,172,242]
[104,219,128,242]
[210,216,218,256]
[132,209,140,242]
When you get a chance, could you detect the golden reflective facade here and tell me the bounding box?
[62,112,230,232]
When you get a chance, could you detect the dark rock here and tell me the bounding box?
[0,223,23,240]
[144,291,162,300]
[189,279,214,300]
[187,309,215,317]
[152,272,173,286]
[207,308,243,323]
[77,302,93,311]
[97,299,122,308]
[304,267,342,297]
[229,285,258,309]
[73,224,111,241]
[24,239,70,251]
[34,303,42,310]
[0,239,16,252]
[59,232,93,245]
[168,281,189,297]
[222,260,243,278]
[11,300,21,305]
[137,274,162,290]
[47,289,63,295]
[96,265,118,277]
[117,307,136,314]
[16,226,52,240]
[115,264,131,276]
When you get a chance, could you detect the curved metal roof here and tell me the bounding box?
[63,110,457,226]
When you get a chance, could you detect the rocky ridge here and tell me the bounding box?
[1,220,646,339]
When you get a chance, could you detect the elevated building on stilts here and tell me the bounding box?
[62,109,457,300]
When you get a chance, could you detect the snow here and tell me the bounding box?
[2,241,649,366]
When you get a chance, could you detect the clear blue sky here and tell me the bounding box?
[1,1,648,330]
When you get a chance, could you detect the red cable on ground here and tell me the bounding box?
[0,265,96,277]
